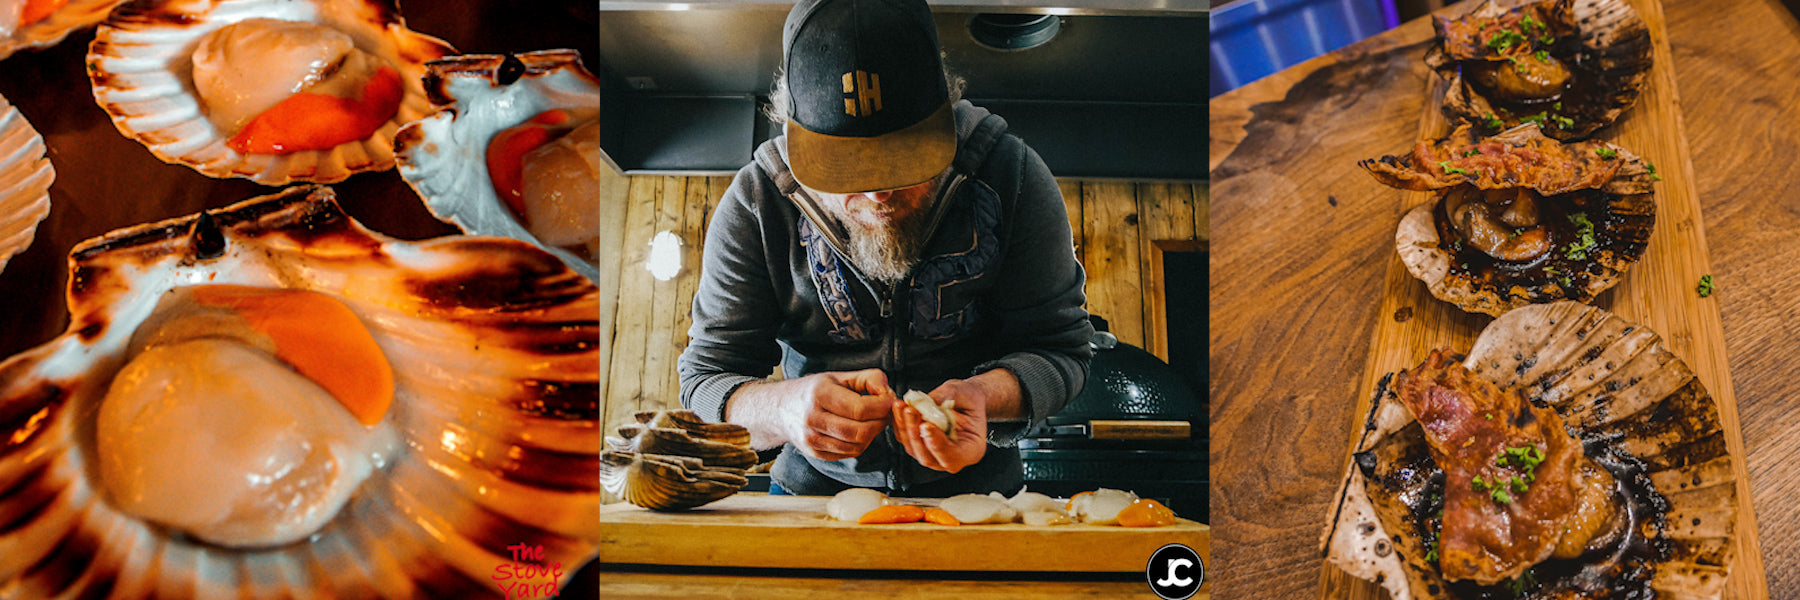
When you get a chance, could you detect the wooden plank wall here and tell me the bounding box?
[598,169,1206,432]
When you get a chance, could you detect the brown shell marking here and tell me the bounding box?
[1427,0,1652,141]
[414,50,597,114]
[1323,302,1736,600]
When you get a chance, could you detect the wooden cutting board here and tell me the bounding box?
[600,493,1209,573]
[1318,0,1769,598]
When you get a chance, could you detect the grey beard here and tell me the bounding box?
[841,210,930,287]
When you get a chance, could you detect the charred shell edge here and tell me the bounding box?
[1324,302,1736,599]
[1393,147,1655,317]
[1427,0,1653,140]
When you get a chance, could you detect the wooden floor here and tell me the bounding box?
[598,167,1206,434]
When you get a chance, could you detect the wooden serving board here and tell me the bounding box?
[1318,0,1769,598]
[599,493,1209,573]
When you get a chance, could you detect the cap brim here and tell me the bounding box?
[786,102,956,194]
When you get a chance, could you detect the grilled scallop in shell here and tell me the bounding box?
[1361,123,1655,316]
[601,410,755,511]
[1427,0,1652,140]
[1323,302,1736,600]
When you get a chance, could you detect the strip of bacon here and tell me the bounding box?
[1360,123,1624,195]
[1394,349,1618,585]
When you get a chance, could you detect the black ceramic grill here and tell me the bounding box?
[1020,331,1207,522]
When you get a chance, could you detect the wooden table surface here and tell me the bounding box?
[1208,0,1800,597]
[599,493,1210,598]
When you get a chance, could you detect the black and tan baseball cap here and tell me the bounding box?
[781,0,956,194]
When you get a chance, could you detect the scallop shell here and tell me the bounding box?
[1323,302,1735,599]
[600,409,752,511]
[1428,0,1652,140]
[0,186,599,597]
[0,0,127,60]
[393,50,600,282]
[0,92,52,273]
[1365,124,1655,316]
[86,0,454,185]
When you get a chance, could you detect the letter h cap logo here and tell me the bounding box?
[843,70,881,117]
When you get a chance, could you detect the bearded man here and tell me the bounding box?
[677,0,1093,497]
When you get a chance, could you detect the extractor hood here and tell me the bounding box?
[599,1,1207,181]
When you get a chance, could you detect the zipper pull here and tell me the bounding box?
[880,296,894,319]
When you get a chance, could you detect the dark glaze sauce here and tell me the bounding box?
[1458,27,1650,140]
[1433,187,1642,305]
[1393,432,1669,599]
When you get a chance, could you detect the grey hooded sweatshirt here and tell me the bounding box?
[678,101,1093,496]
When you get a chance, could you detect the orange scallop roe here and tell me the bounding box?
[191,284,394,426]
[1066,490,1094,513]
[227,66,404,155]
[1116,499,1177,528]
[21,0,67,26]
[857,504,926,525]
[923,507,961,526]
[485,109,576,221]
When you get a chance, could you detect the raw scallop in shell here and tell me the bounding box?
[395,50,600,282]
[0,186,599,597]
[1362,123,1656,316]
[0,0,127,60]
[601,410,754,511]
[1322,302,1736,599]
[1428,0,1652,140]
[87,0,455,185]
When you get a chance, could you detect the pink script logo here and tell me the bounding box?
[492,543,564,600]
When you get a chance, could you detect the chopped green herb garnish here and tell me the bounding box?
[1540,34,1555,45]
[1648,161,1663,181]
[1565,212,1597,260]
[1551,114,1575,129]
[1535,49,1550,62]
[1698,274,1715,298]
[1596,147,1618,159]
[1510,569,1539,596]
[1520,112,1547,125]
[1521,15,1543,31]
[1485,114,1506,129]
[1465,148,1483,157]
[1487,29,1527,52]
[1492,489,1513,504]
[1553,101,1563,111]
[1438,160,1472,175]
[1560,276,1575,289]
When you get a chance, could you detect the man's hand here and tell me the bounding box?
[726,369,896,461]
[891,378,993,474]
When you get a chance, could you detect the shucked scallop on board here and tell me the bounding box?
[395,49,600,282]
[1323,302,1736,599]
[0,186,600,597]
[87,0,455,185]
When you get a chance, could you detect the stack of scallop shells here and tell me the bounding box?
[602,410,757,511]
